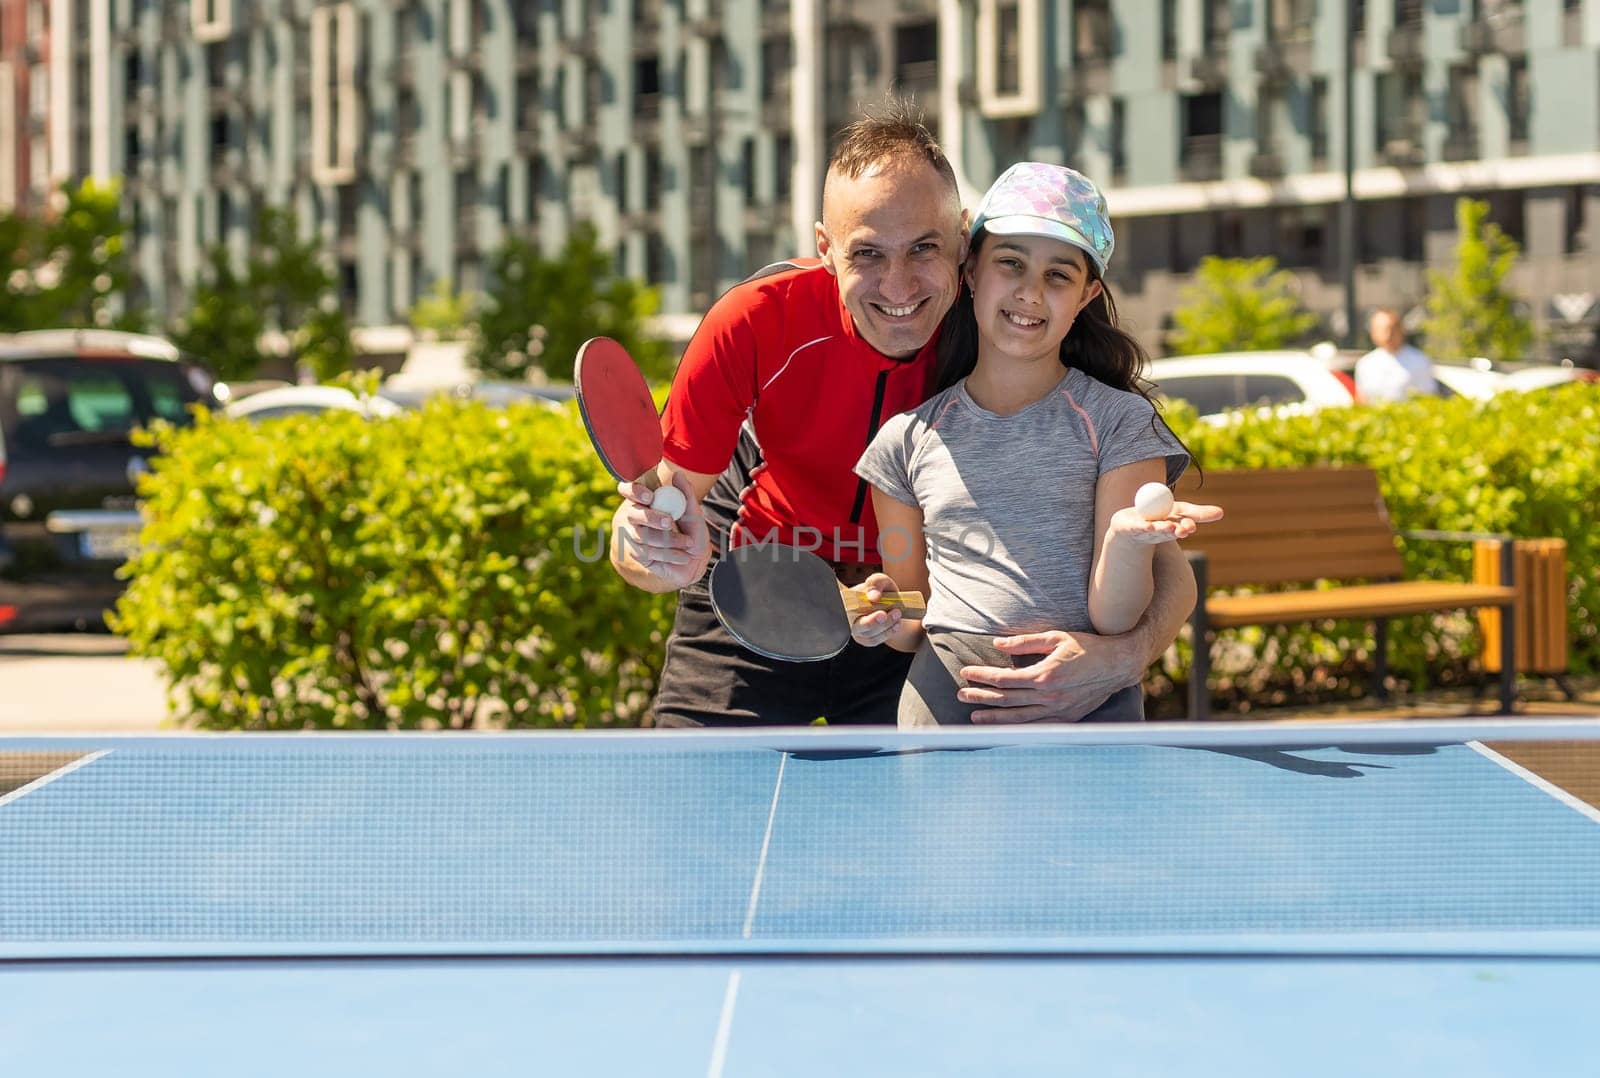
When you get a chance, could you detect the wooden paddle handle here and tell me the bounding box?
[836,581,927,621]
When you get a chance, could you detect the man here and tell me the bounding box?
[1356,308,1438,403]
[611,100,1202,727]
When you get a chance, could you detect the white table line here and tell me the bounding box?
[0,750,110,808]
[743,752,788,940]
[706,970,742,1078]
[1467,740,1600,827]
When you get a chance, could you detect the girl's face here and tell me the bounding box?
[967,234,1104,367]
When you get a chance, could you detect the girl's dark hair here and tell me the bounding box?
[934,227,1153,402]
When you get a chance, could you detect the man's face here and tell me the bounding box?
[1369,311,1404,352]
[815,160,966,358]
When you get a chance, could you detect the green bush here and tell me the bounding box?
[1151,383,1600,715]
[113,399,675,729]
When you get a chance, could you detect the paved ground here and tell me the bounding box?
[0,634,174,732]
[1,633,1596,733]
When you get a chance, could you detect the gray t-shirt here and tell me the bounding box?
[854,367,1188,636]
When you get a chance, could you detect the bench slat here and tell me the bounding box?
[1176,467,1404,585]
[1207,581,1518,628]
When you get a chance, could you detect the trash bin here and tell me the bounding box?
[1474,537,1569,679]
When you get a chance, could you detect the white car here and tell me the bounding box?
[221,384,404,421]
[1145,351,1356,424]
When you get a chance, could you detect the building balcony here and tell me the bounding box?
[1386,24,1425,67]
[564,128,599,163]
[762,97,791,131]
[1061,59,1111,98]
[390,133,417,168]
[449,134,480,169]
[896,59,939,104]
[1442,126,1478,162]
[1179,134,1223,181]
[1461,10,1525,54]
[448,47,484,74]
[455,213,479,253]
[1379,136,1425,169]
[1181,54,1227,90]
[210,147,246,185]
[1248,149,1285,179]
[760,2,789,34]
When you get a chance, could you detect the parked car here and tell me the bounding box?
[222,379,572,422]
[221,384,403,421]
[377,378,574,413]
[1145,351,1356,424]
[0,330,218,631]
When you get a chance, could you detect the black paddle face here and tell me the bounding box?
[708,544,850,662]
[573,337,662,485]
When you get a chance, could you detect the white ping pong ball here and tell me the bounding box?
[651,485,687,522]
[1134,482,1174,521]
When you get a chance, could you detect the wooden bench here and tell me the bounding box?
[1172,466,1519,720]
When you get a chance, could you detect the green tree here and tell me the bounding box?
[1420,197,1534,363]
[1167,256,1320,356]
[168,244,265,381]
[171,207,352,381]
[474,225,671,382]
[408,277,476,341]
[0,179,145,332]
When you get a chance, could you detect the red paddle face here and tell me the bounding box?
[574,337,663,485]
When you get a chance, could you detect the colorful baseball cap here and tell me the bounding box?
[969,162,1115,276]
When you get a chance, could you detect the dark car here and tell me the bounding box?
[0,330,218,631]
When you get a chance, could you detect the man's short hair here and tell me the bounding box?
[826,96,959,198]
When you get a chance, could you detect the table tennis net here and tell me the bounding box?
[3,725,1599,960]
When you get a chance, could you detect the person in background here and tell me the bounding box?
[1356,308,1439,402]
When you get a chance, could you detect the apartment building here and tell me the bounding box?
[15,0,1600,359]
[0,0,58,213]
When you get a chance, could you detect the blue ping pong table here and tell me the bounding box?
[3,720,1600,1076]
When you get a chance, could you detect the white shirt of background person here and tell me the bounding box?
[1356,308,1438,403]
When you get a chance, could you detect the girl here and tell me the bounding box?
[851,162,1213,726]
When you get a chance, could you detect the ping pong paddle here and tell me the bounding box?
[708,543,927,661]
[573,336,685,519]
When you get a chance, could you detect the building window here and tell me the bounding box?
[995,2,1020,96]
[1202,0,1230,51]
[1180,93,1223,181]
[893,20,938,102]
[1375,70,1424,160]
[1062,103,1087,163]
[1160,0,1177,61]
[635,56,661,118]
[1309,76,1329,164]
[1508,56,1530,149]
[644,147,663,211]
[1110,98,1126,180]
[761,37,792,104]
[615,150,630,213]
[1445,63,1478,161]
[1073,0,1112,62]
[741,137,757,205]
[1564,185,1587,255]
[645,231,668,283]
[774,134,792,202]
